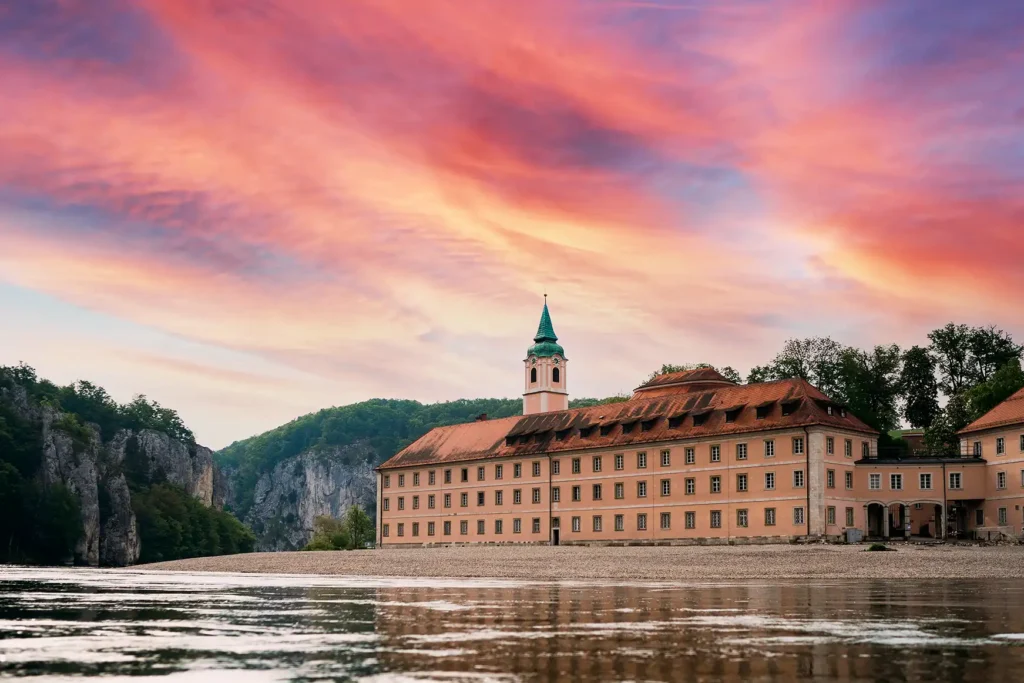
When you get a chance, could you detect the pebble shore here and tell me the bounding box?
[139,543,1024,580]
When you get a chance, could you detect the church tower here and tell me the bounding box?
[523,297,569,415]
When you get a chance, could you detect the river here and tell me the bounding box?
[1,568,1023,681]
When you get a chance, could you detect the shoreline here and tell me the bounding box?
[137,543,1024,580]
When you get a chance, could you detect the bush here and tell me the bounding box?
[304,505,374,551]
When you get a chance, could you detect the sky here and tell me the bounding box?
[1,0,1023,449]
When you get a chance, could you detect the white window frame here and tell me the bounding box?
[685,478,695,495]
[710,445,721,462]
[764,440,775,458]
[736,443,748,460]
[637,481,648,498]
[710,510,722,529]
[637,513,647,531]
[920,473,932,490]
[890,473,903,491]
[685,447,695,464]
[869,473,881,490]
[661,450,671,467]
[765,471,776,490]
[997,471,1007,490]
[660,479,671,497]
[793,437,805,455]
[949,472,962,490]
[997,437,1005,455]
[710,475,721,493]
[571,516,581,533]
[793,470,805,488]
[794,507,805,525]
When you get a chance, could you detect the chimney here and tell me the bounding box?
[476,413,488,421]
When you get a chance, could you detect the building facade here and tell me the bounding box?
[375,303,1024,545]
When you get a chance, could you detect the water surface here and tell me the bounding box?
[1,568,1023,681]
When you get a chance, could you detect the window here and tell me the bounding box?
[398,497,405,510]
[495,519,503,535]
[477,520,485,535]
[1021,434,1024,452]
[637,514,647,531]
[736,443,748,460]
[765,472,776,490]
[999,508,1008,525]
[429,470,436,485]
[660,479,671,497]
[765,508,776,526]
[552,460,560,475]
[827,506,836,526]
[614,482,624,499]
[477,491,485,506]
[593,516,603,532]
[685,477,696,495]
[532,487,541,503]
[661,450,671,467]
[711,445,721,462]
[382,524,390,537]
[530,367,537,383]
[495,464,503,480]
[397,523,404,537]
[997,438,1005,455]
[737,473,748,492]
[383,498,390,511]
[869,473,880,490]
[460,521,468,535]
[553,367,560,383]
[794,507,805,525]
[846,507,855,527]
[845,440,852,458]
[590,484,602,501]
[973,441,982,457]
[949,472,962,490]
[428,494,435,509]
[412,522,419,537]
[460,493,468,507]
[846,471,854,489]
[495,490,503,505]
[827,469,835,489]
[976,509,984,526]
[413,472,420,486]
[514,463,522,478]
[637,481,648,498]
[551,487,560,502]
[660,512,671,530]
[572,458,581,474]
[412,495,419,509]
[477,466,485,481]
[383,475,390,488]
[532,518,541,533]
[710,476,721,493]
[572,485,581,502]
[615,454,624,470]
[398,474,405,487]
[827,437,834,455]
[920,473,932,490]
[793,437,804,455]
[443,521,451,536]
[862,442,870,459]
[710,510,722,528]
[997,471,1007,490]
[685,511,696,529]
[513,518,521,534]
[444,469,452,484]
[737,509,748,528]
[685,448,695,465]
[890,473,903,490]
[533,461,541,477]
[793,470,805,488]
[764,440,775,458]
[615,514,624,531]
[637,452,648,468]
[572,516,581,533]
[514,489,522,504]
[592,456,602,473]
[444,493,451,509]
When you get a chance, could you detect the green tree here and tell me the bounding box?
[838,344,903,433]
[900,346,940,429]
[133,484,255,563]
[924,394,973,456]
[748,338,846,399]
[645,363,742,384]
[25,483,82,564]
[0,461,24,561]
[966,361,1024,420]
[929,323,1022,395]
[304,505,375,551]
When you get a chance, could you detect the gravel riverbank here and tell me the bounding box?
[138,543,1024,580]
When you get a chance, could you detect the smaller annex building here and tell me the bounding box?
[375,302,1024,546]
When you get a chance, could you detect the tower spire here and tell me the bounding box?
[523,296,568,415]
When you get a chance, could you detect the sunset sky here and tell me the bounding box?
[1,0,1022,449]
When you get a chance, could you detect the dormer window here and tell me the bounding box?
[724,408,743,424]
[555,428,572,441]
[755,404,773,420]
[641,419,657,432]
[781,400,801,417]
[505,436,516,447]
[692,412,709,427]
[668,415,685,429]
[599,424,615,436]
[622,421,636,434]
[580,425,596,438]
[518,435,531,445]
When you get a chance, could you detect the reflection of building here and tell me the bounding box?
[375,301,1024,545]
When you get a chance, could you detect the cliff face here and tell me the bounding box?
[240,445,376,551]
[4,385,227,566]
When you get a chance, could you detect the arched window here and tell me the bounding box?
[552,368,560,383]
[530,368,537,383]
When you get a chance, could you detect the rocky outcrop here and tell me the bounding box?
[243,445,377,551]
[2,385,227,567]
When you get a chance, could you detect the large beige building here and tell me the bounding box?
[375,302,1024,545]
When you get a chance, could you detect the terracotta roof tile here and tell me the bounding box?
[959,387,1024,435]
[378,379,877,470]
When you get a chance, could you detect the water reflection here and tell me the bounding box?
[0,569,1022,681]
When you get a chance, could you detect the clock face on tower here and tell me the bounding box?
[553,357,560,365]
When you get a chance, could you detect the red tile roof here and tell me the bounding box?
[959,387,1024,435]
[378,378,876,470]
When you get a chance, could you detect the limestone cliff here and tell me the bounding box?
[239,445,377,551]
[2,384,228,566]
